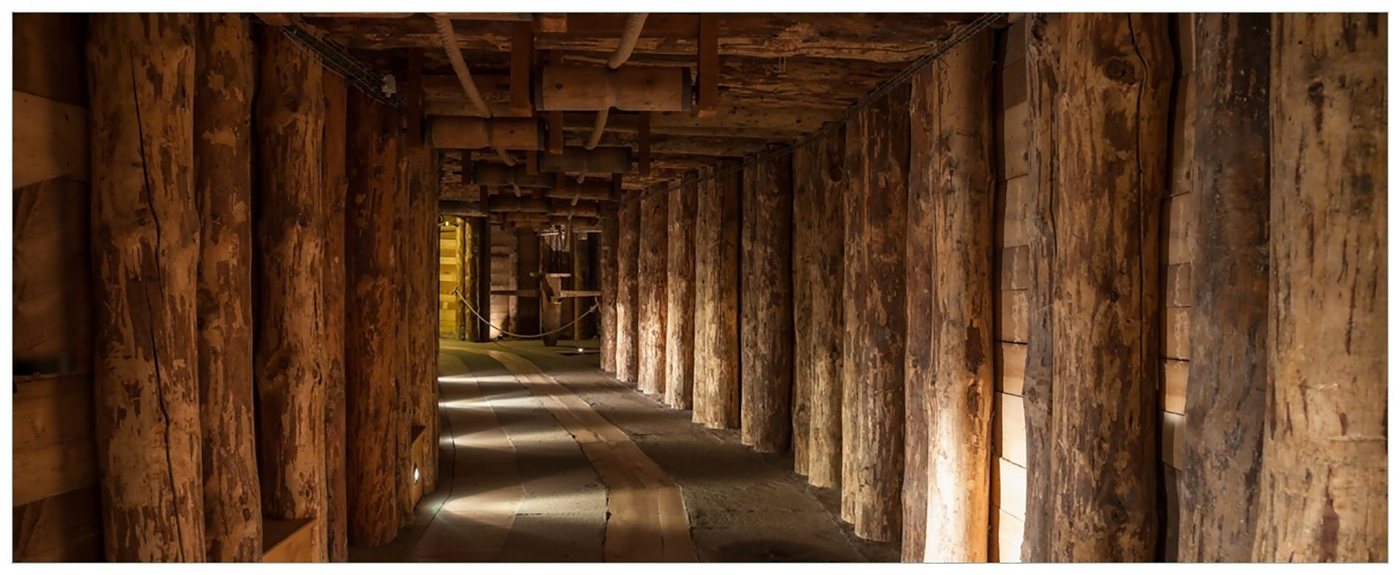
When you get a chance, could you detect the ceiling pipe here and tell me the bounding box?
[585,107,610,150]
[431,13,493,118]
[607,14,649,69]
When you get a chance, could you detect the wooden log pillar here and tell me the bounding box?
[693,162,743,428]
[600,207,620,371]
[320,66,350,562]
[541,235,563,346]
[615,191,641,383]
[922,33,996,562]
[1253,13,1387,562]
[255,28,330,562]
[1177,14,1271,563]
[345,87,404,547]
[405,144,440,495]
[472,216,492,342]
[903,64,936,561]
[1020,13,1061,562]
[664,178,698,409]
[794,126,846,487]
[842,84,910,543]
[740,150,794,453]
[1026,14,1172,562]
[638,188,670,396]
[572,232,594,340]
[193,13,261,562]
[89,13,206,562]
[458,217,473,341]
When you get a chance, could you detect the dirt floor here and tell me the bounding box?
[352,339,898,562]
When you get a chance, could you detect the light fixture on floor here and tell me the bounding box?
[413,465,421,484]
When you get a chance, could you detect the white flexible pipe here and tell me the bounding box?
[585,107,609,150]
[493,144,516,167]
[607,13,649,69]
[432,14,492,118]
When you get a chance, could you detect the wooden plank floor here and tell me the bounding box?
[362,339,896,562]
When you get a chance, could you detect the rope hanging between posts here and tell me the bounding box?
[452,286,601,340]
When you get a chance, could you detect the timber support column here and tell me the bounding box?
[638,188,670,396]
[89,13,206,562]
[1177,13,1271,563]
[903,63,936,560]
[458,217,472,341]
[471,216,491,342]
[1030,13,1172,561]
[255,27,330,562]
[615,191,641,383]
[321,67,350,561]
[1253,13,1387,562]
[572,232,594,341]
[541,235,563,347]
[693,162,742,428]
[842,84,910,543]
[665,177,698,409]
[345,87,404,547]
[741,149,795,453]
[794,126,846,487]
[923,32,996,562]
[193,13,261,561]
[405,143,439,495]
[600,205,620,372]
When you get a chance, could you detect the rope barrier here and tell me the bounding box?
[452,286,601,340]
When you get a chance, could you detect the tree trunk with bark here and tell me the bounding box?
[795,127,846,488]
[600,208,619,372]
[255,27,330,562]
[193,13,261,562]
[615,192,641,383]
[638,189,670,396]
[923,33,996,562]
[1252,13,1387,563]
[665,179,698,409]
[841,85,910,543]
[741,150,795,453]
[1177,13,1271,563]
[345,87,404,547]
[903,66,936,562]
[89,13,206,562]
[693,163,743,429]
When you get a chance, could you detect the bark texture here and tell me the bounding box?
[740,151,795,453]
[692,163,743,429]
[1177,13,1271,563]
[902,66,936,562]
[923,33,996,562]
[1252,13,1387,563]
[254,28,329,562]
[841,85,910,542]
[794,126,846,487]
[471,216,491,342]
[638,189,670,395]
[321,66,350,563]
[600,207,619,372]
[1033,14,1172,562]
[193,13,261,562]
[1020,13,1061,562]
[405,144,439,495]
[89,13,206,562]
[345,88,404,547]
[572,233,595,341]
[665,179,698,409]
[615,192,642,383]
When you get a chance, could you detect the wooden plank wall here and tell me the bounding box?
[1160,15,1196,562]
[12,13,104,562]
[439,222,461,338]
[990,17,1029,563]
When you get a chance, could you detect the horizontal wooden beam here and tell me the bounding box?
[537,65,691,112]
[429,116,540,150]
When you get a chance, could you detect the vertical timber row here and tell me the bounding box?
[320,67,350,562]
[615,192,641,383]
[638,189,670,396]
[665,177,698,409]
